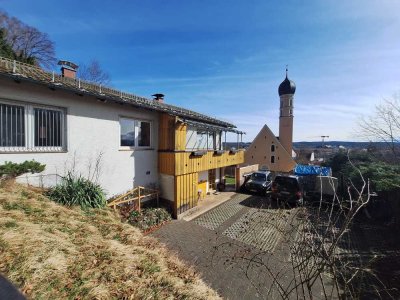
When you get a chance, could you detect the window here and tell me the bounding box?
[0,103,25,147]
[271,144,275,152]
[251,172,266,181]
[120,118,135,147]
[120,117,151,149]
[138,121,150,147]
[0,101,65,152]
[34,108,63,147]
[271,156,275,163]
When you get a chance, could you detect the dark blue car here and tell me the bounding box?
[244,171,272,195]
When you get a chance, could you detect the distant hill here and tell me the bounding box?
[292,141,392,149]
[224,141,397,150]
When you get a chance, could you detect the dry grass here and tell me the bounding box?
[0,181,220,299]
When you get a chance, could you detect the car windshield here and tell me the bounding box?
[274,177,299,189]
[251,173,266,181]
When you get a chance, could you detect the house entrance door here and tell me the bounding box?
[208,169,216,191]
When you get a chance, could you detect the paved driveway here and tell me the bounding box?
[152,193,400,299]
[151,193,300,299]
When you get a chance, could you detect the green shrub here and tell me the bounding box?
[0,160,45,178]
[128,208,171,231]
[46,173,106,209]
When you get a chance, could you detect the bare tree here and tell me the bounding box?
[359,96,400,160]
[78,59,111,85]
[0,10,56,68]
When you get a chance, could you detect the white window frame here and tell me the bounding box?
[119,117,152,150]
[0,99,66,153]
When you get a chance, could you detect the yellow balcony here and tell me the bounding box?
[159,150,244,176]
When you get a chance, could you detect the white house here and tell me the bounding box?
[0,58,244,216]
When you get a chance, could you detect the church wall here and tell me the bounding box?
[243,126,296,173]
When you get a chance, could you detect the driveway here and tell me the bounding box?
[151,193,301,299]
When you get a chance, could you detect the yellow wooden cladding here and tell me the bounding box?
[174,123,187,151]
[158,114,175,151]
[158,113,187,151]
[175,172,198,216]
[159,150,244,176]
[158,152,175,175]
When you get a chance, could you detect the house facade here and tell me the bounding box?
[0,57,244,217]
[158,115,244,216]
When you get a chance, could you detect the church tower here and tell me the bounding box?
[278,68,296,156]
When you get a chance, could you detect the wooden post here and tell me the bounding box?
[235,166,241,192]
[224,131,227,150]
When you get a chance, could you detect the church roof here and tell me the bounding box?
[278,70,296,96]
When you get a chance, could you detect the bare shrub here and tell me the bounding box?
[213,153,395,299]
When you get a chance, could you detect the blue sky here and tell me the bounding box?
[1,0,400,142]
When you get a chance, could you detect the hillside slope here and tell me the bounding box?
[0,182,220,299]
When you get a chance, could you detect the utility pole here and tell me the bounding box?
[321,135,329,148]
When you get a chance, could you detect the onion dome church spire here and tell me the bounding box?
[278,67,296,96]
[278,67,296,156]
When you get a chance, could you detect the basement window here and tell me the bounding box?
[120,117,151,149]
[0,100,66,152]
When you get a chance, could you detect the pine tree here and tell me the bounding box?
[0,28,16,60]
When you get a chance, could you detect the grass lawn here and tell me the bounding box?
[0,181,220,299]
[225,176,235,185]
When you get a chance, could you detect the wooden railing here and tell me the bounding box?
[107,186,159,211]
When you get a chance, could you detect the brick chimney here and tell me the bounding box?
[152,93,164,103]
[58,60,79,79]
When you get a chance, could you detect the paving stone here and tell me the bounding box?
[193,193,248,230]
[223,208,291,252]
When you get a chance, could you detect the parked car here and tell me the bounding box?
[271,175,304,206]
[244,171,272,195]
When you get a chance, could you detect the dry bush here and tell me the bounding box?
[0,182,220,299]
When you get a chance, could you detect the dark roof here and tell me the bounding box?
[278,74,296,96]
[0,57,237,130]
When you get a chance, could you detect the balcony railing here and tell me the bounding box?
[159,149,244,176]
